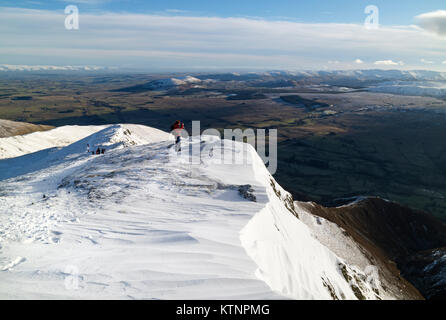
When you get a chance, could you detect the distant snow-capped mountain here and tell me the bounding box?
[147,76,202,89]
[368,81,446,97]
[113,76,203,92]
[295,70,446,81]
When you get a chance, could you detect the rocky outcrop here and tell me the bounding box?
[300,197,446,299]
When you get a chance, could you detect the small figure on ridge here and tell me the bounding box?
[170,120,185,152]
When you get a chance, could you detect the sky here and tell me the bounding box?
[1,0,446,71]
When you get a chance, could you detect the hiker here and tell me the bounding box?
[87,144,90,153]
[96,148,101,155]
[170,120,185,152]
[101,148,105,154]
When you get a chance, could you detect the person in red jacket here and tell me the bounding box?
[170,120,184,152]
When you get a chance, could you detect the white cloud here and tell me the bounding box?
[165,9,189,14]
[0,7,446,70]
[421,58,434,64]
[0,64,104,71]
[374,60,404,66]
[354,59,364,64]
[416,10,446,36]
[60,0,112,4]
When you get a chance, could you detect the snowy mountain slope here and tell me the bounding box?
[298,206,411,300]
[299,205,376,272]
[0,124,391,299]
[239,180,385,300]
[300,198,446,300]
[0,125,171,181]
[0,125,109,159]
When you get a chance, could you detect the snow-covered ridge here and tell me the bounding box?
[0,124,171,160]
[0,124,388,299]
[368,81,446,97]
[0,125,108,159]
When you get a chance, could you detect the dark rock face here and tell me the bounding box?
[302,197,446,300]
[238,185,257,202]
[402,247,446,300]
